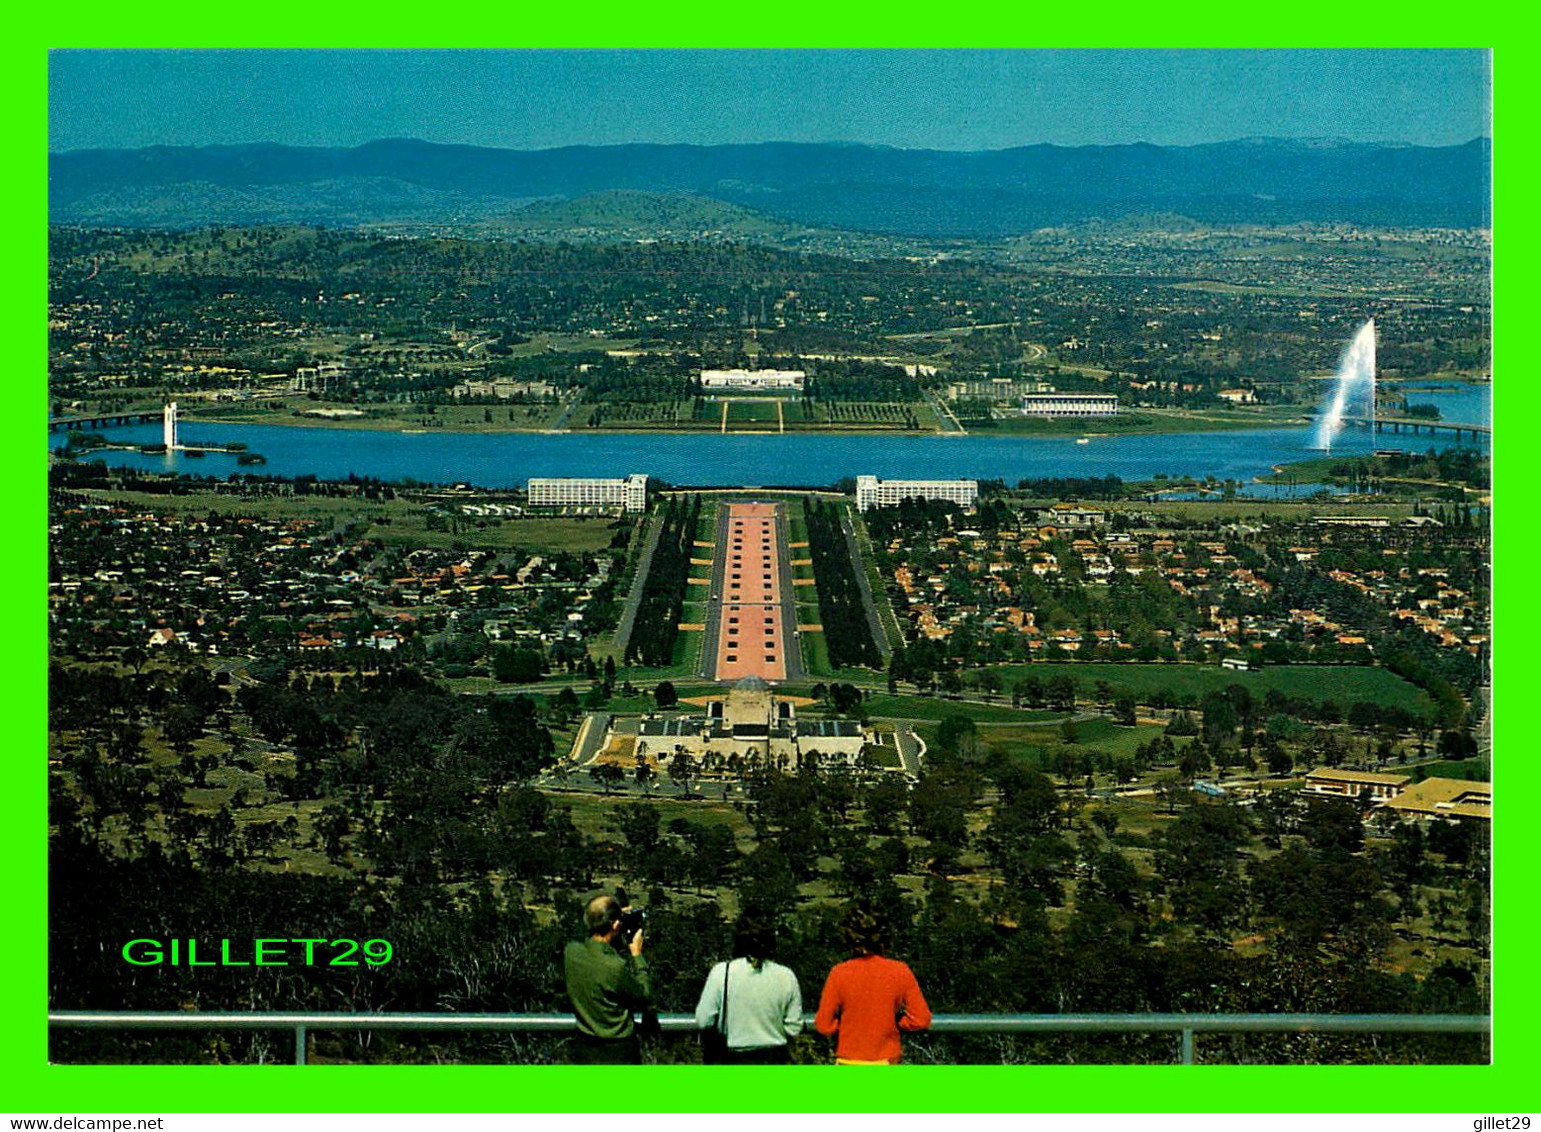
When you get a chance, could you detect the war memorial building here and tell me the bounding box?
[625,676,868,770]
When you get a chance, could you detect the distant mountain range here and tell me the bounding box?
[48,137,1492,237]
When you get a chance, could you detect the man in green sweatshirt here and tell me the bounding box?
[563,893,652,1064]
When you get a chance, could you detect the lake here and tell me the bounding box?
[1396,381,1492,425]
[49,415,1488,494]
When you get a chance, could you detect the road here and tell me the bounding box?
[612,514,663,657]
[892,727,924,776]
[569,712,610,767]
[838,506,892,660]
[546,392,583,432]
[923,389,967,435]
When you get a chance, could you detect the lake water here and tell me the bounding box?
[50,413,1488,494]
[1396,381,1492,425]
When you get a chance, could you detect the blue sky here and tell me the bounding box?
[49,49,1491,153]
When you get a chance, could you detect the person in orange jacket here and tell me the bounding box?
[814,903,931,1064]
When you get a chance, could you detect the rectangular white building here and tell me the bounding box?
[1021,392,1119,417]
[856,476,978,512]
[700,368,806,391]
[528,474,648,512]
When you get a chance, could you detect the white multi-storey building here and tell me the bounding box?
[1021,392,1119,417]
[527,474,648,512]
[700,368,806,391]
[855,476,978,512]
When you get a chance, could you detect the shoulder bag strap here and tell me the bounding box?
[719,959,730,1037]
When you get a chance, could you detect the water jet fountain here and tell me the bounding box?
[1314,320,1376,452]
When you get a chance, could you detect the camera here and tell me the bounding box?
[614,887,646,944]
[618,905,647,944]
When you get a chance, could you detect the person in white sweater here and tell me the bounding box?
[694,915,804,1064]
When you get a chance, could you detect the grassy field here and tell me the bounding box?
[373,513,621,555]
[965,406,1311,436]
[801,625,831,676]
[193,398,570,432]
[794,629,882,683]
[74,486,401,524]
[724,400,784,424]
[988,662,1432,712]
[805,401,927,429]
[861,694,1064,724]
[554,791,754,849]
[1418,759,1491,782]
[557,396,941,433]
[71,486,622,555]
[56,716,351,878]
[570,400,709,430]
[977,720,1167,763]
[620,622,706,681]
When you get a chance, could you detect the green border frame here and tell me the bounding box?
[9,26,1520,1115]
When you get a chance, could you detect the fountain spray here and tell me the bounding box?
[1314,320,1377,452]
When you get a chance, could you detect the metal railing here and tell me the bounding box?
[49,1011,1489,1066]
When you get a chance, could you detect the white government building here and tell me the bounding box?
[527,474,649,512]
[855,476,979,512]
[1021,392,1120,417]
[700,368,807,391]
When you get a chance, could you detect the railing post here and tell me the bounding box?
[1180,1027,1194,1065]
[295,1024,307,1066]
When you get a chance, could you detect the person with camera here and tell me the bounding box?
[814,903,931,1065]
[563,891,652,1064]
[693,914,804,1064]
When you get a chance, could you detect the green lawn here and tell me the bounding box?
[620,626,705,681]
[801,624,831,676]
[967,408,1299,436]
[376,513,619,554]
[70,487,619,554]
[977,720,1167,761]
[988,662,1431,712]
[568,399,712,429]
[861,694,1064,724]
[795,630,881,683]
[725,400,784,423]
[195,398,569,432]
[1417,759,1491,782]
[75,486,412,525]
[553,792,753,847]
